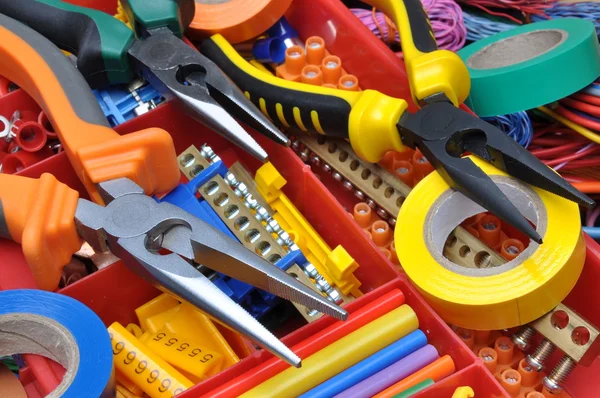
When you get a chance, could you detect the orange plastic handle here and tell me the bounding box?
[0,14,180,204]
[0,173,81,291]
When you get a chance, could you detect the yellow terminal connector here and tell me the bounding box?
[135,294,241,371]
[140,329,224,381]
[108,322,194,398]
[255,162,362,297]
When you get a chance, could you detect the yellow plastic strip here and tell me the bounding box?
[537,106,600,144]
[108,322,193,398]
[276,103,290,128]
[310,110,325,134]
[293,107,307,131]
[259,98,272,122]
[240,305,418,397]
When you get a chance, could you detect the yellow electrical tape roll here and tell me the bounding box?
[395,157,585,330]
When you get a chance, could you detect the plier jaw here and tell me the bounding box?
[127,28,289,163]
[398,101,595,244]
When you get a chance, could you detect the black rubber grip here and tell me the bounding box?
[201,38,353,138]
[0,13,109,127]
[403,0,438,53]
[0,0,134,88]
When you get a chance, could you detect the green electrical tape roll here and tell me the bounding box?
[458,18,600,117]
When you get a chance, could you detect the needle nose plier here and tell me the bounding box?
[0,12,346,367]
[0,0,289,162]
[199,0,594,243]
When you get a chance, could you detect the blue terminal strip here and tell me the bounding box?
[94,82,164,127]
[158,156,311,319]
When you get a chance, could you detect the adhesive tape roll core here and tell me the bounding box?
[395,157,585,330]
[458,18,600,117]
[0,290,115,397]
[188,0,293,44]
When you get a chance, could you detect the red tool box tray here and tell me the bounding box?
[1,0,600,397]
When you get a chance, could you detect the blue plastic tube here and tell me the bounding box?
[299,329,428,398]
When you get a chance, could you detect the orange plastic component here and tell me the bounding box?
[188,0,293,44]
[301,65,324,86]
[338,75,359,91]
[353,203,373,229]
[372,220,392,247]
[116,369,144,396]
[373,355,456,398]
[389,240,399,265]
[305,36,326,65]
[478,215,502,248]
[502,239,525,261]
[394,160,414,185]
[0,23,180,205]
[411,149,434,182]
[321,55,342,85]
[500,368,522,397]
[479,347,498,373]
[0,173,81,290]
[456,327,475,349]
[276,46,306,82]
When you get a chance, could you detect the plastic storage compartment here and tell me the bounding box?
[0,0,598,397]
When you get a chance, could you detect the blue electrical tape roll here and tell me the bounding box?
[299,329,428,398]
[0,289,114,397]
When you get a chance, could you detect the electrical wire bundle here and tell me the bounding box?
[550,80,600,137]
[457,0,555,23]
[462,9,518,42]
[482,111,533,148]
[531,2,600,37]
[350,0,466,53]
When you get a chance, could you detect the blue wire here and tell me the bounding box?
[482,111,533,148]
[531,3,600,37]
[583,227,600,239]
[462,9,518,42]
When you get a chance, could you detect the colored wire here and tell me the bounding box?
[572,93,600,107]
[578,182,600,195]
[586,206,600,226]
[531,3,600,37]
[482,111,533,147]
[583,227,600,239]
[458,0,556,23]
[537,106,600,145]
[350,1,466,53]
[462,9,518,41]
[555,106,600,132]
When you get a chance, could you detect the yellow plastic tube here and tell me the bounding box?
[240,305,419,398]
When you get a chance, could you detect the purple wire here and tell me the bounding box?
[351,0,466,53]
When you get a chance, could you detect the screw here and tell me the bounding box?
[299,148,310,162]
[310,155,320,165]
[328,289,344,305]
[366,199,376,208]
[543,356,576,394]
[354,190,365,200]
[512,325,536,351]
[389,218,396,227]
[342,180,353,191]
[291,140,301,152]
[225,173,239,188]
[321,163,332,173]
[526,339,556,371]
[332,172,343,182]
[376,208,389,219]
[302,263,319,279]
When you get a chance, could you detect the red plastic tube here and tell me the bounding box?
[14,120,47,152]
[561,98,600,118]
[1,147,53,173]
[38,111,57,139]
[200,289,406,398]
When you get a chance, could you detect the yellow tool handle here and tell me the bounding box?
[201,35,408,163]
[363,0,470,107]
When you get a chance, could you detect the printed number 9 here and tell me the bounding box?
[158,378,172,393]
[113,342,125,356]
[147,369,160,384]
[124,351,136,365]
[135,360,148,374]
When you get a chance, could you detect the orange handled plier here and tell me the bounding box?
[0,13,346,367]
